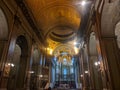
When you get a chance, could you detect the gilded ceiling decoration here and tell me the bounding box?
[25,0,81,34]
[53,44,76,56]
[57,54,72,66]
[24,0,90,56]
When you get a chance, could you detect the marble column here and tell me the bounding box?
[80,49,88,90]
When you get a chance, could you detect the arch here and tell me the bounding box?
[0,8,8,40]
[16,35,28,56]
[88,32,103,90]
[15,35,29,88]
[7,44,21,89]
[53,44,76,56]
[7,35,29,89]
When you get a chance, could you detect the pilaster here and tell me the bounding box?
[101,36,120,90]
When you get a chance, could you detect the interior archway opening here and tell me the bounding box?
[88,32,103,90]
[7,35,29,89]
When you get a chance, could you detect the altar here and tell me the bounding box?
[58,84,70,89]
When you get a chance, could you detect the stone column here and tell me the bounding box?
[80,49,89,90]
[49,62,52,87]
[55,63,56,84]
[89,56,96,90]
[101,36,120,90]
[25,44,32,90]
[82,48,90,90]
[80,50,85,90]
[77,60,80,86]
[16,55,28,89]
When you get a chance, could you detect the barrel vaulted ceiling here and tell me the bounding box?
[17,0,93,56]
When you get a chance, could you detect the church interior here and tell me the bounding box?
[0,0,120,90]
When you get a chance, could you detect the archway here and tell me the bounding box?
[7,44,21,89]
[88,32,103,90]
[52,45,77,89]
[7,35,29,89]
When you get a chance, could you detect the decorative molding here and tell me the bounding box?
[15,0,44,42]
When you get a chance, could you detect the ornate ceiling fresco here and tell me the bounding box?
[21,0,92,56]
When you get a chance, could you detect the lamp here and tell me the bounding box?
[94,61,100,66]
[85,70,88,74]
[81,1,86,6]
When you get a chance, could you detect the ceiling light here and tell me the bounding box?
[81,1,86,6]
[74,42,77,45]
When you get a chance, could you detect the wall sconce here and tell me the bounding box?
[7,63,15,67]
[81,1,86,6]
[94,61,100,66]
[80,74,83,77]
[28,71,34,74]
[85,70,88,74]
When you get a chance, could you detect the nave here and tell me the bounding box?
[0,0,120,90]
